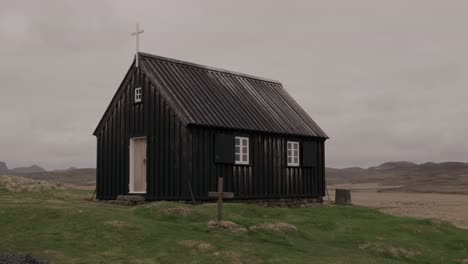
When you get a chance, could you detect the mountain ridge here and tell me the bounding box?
[2,160,467,194]
[0,161,47,174]
[327,161,468,194]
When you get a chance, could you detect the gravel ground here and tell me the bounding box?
[329,183,468,229]
[0,254,48,264]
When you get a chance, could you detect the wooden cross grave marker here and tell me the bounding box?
[208,177,234,222]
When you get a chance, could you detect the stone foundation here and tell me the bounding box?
[229,197,323,208]
[106,195,146,206]
[103,196,323,208]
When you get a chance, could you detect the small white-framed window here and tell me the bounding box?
[235,136,249,165]
[134,87,142,103]
[287,141,300,166]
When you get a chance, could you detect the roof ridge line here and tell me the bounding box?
[139,52,282,85]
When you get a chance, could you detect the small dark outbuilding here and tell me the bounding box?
[93,53,328,201]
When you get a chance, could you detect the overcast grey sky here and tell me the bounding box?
[1,0,467,170]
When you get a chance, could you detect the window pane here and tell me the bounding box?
[293,143,298,150]
[235,146,240,154]
[242,146,248,154]
[287,142,291,150]
[235,138,240,145]
[294,157,298,164]
[235,154,240,161]
[287,150,291,157]
[242,154,248,162]
[288,157,292,164]
[294,150,298,157]
[135,88,142,102]
[242,138,248,145]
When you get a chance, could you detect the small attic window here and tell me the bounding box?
[134,87,142,103]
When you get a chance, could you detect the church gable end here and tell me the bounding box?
[94,60,189,199]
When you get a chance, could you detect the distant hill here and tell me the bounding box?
[11,165,47,174]
[53,167,78,172]
[3,160,468,194]
[4,168,96,188]
[0,161,9,174]
[0,161,95,188]
[368,161,419,171]
[0,161,47,174]
[327,161,468,194]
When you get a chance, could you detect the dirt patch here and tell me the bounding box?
[208,220,247,234]
[458,259,468,264]
[250,222,297,234]
[179,240,216,253]
[359,242,421,258]
[104,220,128,229]
[164,207,193,216]
[0,175,64,192]
[329,184,468,229]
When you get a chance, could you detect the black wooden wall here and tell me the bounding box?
[96,66,188,200]
[187,126,325,200]
[96,66,326,200]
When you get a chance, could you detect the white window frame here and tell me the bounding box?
[235,136,249,165]
[134,87,142,103]
[287,141,300,167]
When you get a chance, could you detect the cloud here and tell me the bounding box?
[0,0,467,169]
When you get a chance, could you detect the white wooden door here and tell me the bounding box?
[130,138,147,193]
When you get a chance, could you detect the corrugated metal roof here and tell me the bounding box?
[139,52,328,138]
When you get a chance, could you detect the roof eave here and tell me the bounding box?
[186,123,329,139]
[92,58,137,136]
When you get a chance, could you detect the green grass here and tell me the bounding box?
[0,187,467,264]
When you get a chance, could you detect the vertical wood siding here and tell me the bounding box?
[96,67,187,200]
[96,67,325,201]
[189,126,325,200]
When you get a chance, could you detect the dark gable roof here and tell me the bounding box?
[139,53,327,138]
[93,52,328,138]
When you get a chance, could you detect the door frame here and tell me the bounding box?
[129,136,147,194]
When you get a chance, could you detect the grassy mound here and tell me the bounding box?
[250,222,297,234]
[208,220,248,234]
[179,240,216,253]
[0,175,64,192]
[0,187,467,263]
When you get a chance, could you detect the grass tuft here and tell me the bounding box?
[0,175,64,192]
[250,222,297,234]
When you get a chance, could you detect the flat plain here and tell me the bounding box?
[329,183,468,229]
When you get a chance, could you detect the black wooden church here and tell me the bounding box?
[93,52,328,200]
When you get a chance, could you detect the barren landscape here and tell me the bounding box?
[329,183,468,229]
[327,161,468,229]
